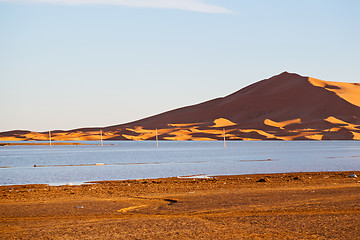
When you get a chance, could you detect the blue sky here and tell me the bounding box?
[1,0,359,132]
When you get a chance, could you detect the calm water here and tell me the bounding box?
[0,141,360,185]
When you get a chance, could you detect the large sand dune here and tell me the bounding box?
[2,72,360,141]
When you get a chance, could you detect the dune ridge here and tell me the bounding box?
[2,72,360,141]
[308,77,360,107]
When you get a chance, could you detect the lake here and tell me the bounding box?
[1,141,359,185]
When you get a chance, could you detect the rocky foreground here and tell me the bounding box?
[1,171,360,239]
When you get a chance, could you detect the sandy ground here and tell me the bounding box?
[1,171,360,239]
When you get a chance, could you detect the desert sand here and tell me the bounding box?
[1,171,359,239]
[1,72,360,141]
[308,77,360,107]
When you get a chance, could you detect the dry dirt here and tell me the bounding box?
[1,171,360,239]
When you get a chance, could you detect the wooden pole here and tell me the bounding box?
[49,130,52,146]
[100,130,103,147]
[223,128,226,149]
[156,129,159,148]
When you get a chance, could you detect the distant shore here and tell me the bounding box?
[1,171,359,239]
[0,142,104,146]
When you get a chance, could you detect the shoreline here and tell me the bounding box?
[0,142,93,146]
[1,139,360,145]
[0,142,117,146]
[1,170,359,187]
[1,171,359,239]
[0,170,360,187]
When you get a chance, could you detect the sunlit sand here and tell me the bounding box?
[210,118,237,128]
[264,118,301,129]
[309,77,360,107]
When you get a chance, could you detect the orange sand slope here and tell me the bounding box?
[2,115,359,141]
[309,77,360,107]
[1,72,360,141]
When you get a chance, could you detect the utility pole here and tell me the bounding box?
[223,128,226,149]
[156,129,159,148]
[49,130,52,146]
[100,130,103,147]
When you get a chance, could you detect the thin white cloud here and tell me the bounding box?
[2,0,232,13]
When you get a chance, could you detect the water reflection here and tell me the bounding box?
[0,141,359,185]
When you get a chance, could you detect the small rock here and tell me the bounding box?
[76,206,84,209]
[66,182,73,186]
[257,178,268,182]
[348,174,358,178]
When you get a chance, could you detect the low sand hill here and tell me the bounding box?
[2,72,360,141]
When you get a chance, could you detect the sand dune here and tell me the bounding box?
[309,77,360,107]
[264,118,301,129]
[211,118,237,128]
[2,72,360,141]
